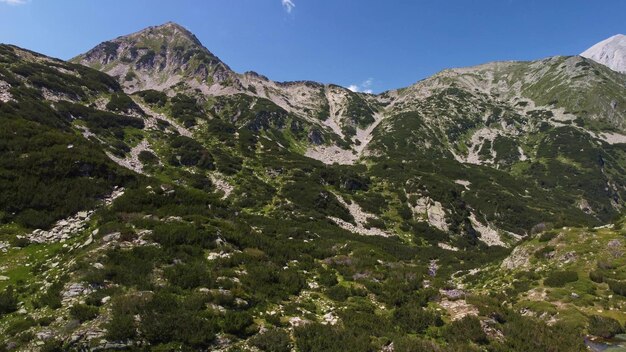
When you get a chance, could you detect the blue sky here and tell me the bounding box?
[0,0,625,92]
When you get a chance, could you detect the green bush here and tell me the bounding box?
[500,314,586,352]
[164,261,213,289]
[140,291,218,348]
[249,328,291,352]
[5,317,36,336]
[0,286,19,315]
[137,90,167,107]
[106,93,138,112]
[150,222,215,248]
[10,236,30,248]
[138,150,159,164]
[534,245,555,259]
[221,311,256,337]
[35,282,63,309]
[597,260,617,270]
[544,270,578,287]
[344,92,376,127]
[242,264,306,301]
[137,50,156,66]
[16,62,85,98]
[607,279,626,296]
[589,270,604,283]
[69,304,99,322]
[363,217,386,230]
[294,323,372,352]
[538,232,557,242]
[412,221,448,242]
[326,285,351,302]
[588,315,624,338]
[398,204,413,221]
[104,246,163,289]
[169,136,214,170]
[171,94,203,127]
[106,313,137,341]
[317,267,338,287]
[37,316,55,326]
[124,71,136,81]
[443,315,488,345]
[40,339,64,352]
[394,305,443,334]
[0,101,135,228]
[187,173,213,192]
[394,336,442,352]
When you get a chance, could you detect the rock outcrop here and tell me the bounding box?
[27,188,125,244]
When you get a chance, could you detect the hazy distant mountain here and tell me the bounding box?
[581,34,626,73]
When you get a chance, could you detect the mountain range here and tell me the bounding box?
[1,22,626,351]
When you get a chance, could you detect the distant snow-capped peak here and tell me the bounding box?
[581,34,626,73]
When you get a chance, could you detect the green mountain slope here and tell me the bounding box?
[0,45,137,229]
[0,24,625,351]
[461,220,626,349]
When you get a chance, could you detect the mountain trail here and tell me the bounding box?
[328,193,390,237]
[106,139,155,175]
[133,98,193,137]
[354,112,384,155]
[305,111,386,165]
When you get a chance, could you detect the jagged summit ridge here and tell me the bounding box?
[72,21,237,93]
[74,23,626,170]
[75,22,387,155]
[148,21,204,47]
[581,34,626,73]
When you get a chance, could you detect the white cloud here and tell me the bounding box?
[0,0,28,5]
[281,0,295,13]
[347,78,374,94]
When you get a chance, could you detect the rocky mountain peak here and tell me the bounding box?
[147,21,203,46]
[73,22,238,93]
[581,34,626,73]
[108,21,204,49]
[73,23,385,142]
